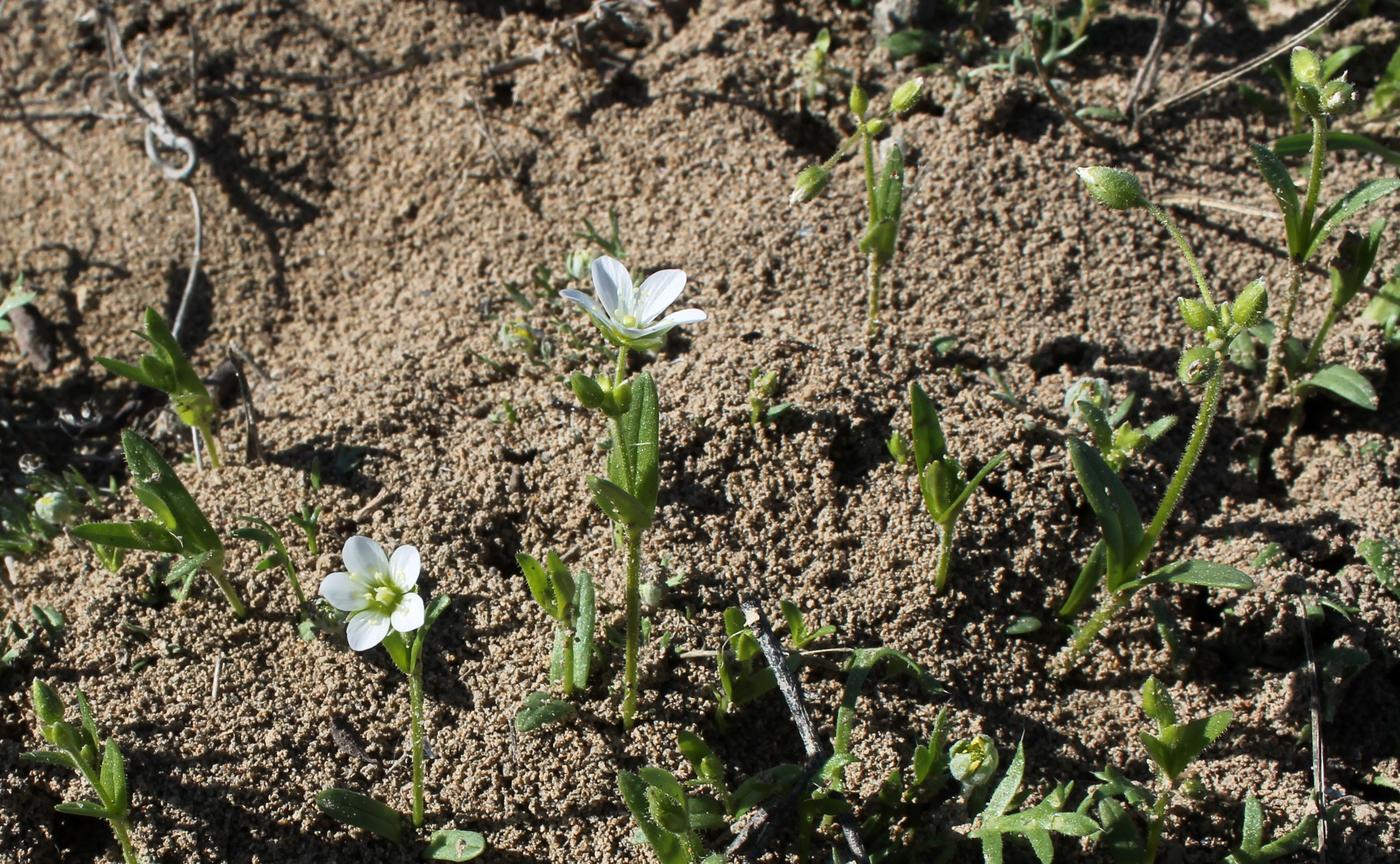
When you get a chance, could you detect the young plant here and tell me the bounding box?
[1253,48,1399,414]
[798,28,846,107]
[1222,795,1316,864]
[1064,376,1176,473]
[858,707,956,861]
[316,535,448,831]
[290,502,322,554]
[23,679,140,864]
[1362,263,1400,351]
[1080,677,1233,863]
[1059,168,1259,671]
[232,515,312,633]
[561,255,706,729]
[517,549,597,698]
[790,76,924,333]
[905,382,1008,593]
[97,308,222,467]
[967,739,1100,864]
[73,431,246,618]
[747,368,794,428]
[1,605,65,669]
[0,274,35,336]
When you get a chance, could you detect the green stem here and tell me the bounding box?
[933,520,954,594]
[1144,786,1173,864]
[1302,301,1341,372]
[866,254,882,335]
[280,556,308,611]
[111,819,139,864]
[861,129,877,223]
[614,345,629,387]
[1057,588,1129,675]
[1137,368,1224,560]
[622,527,643,730]
[1146,203,1214,308]
[208,559,248,619]
[66,746,138,864]
[861,129,881,330]
[411,661,425,829]
[1300,114,1327,234]
[560,624,575,698]
[1261,264,1305,411]
[198,423,221,470]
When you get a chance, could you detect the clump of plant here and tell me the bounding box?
[1252,48,1399,416]
[23,679,141,864]
[73,431,246,618]
[1078,677,1234,863]
[902,382,1007,593]
[1,605,64,669]
[0,465,112,559]
[512,550,596,732]
[1059,167,1260,671]
[1063,376,1176,473]
[1221,795,1316,864]
[0,274,35,336]
[966,738,1100,863]
[747,368,794,428]
[232,515,316,636]
[561,255,706,729]
[858,707,957,860]
[789,76,924,333]
[97,308,222,467]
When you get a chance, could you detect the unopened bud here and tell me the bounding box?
[564,249,593,281]
[790,165,830,204]
[1320,79,1356,114]
[1178,298,1215,333]
[34,491,79,526]
[570,373,604,410]
[849,83,869,118]
[1178,346,1218,386]
[949,735,999,789]
[890,77,924,113]
[863,118,887,136]
[1233,280,1267,328]
[1076,166,1146,210]
[1290,47,1322,88]
[31,678,65,726]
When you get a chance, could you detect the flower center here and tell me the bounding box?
[372,585,399,607]
[621,314,638,328]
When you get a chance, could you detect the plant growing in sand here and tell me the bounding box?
[790,76,924,334]
[512,550,597,732]
[232,515,319,637]
[747,368,794,428]
[903,382,1007,593]
[97,308,223,468]
[1252,48,1398,416]
[966,739,1100,863]
[1063,376,1176,474]
[562,254,705,728]
[1057,167,1260,672]
[316,535,454,835]
[0,274,35,336]
[73,431,246,618]
[1221,795,1316,864]
[23,679,140,864]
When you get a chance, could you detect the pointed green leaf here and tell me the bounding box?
[631,372,660,527]
[1068,438,1143,582]
[423,830,486,861]
[54,800,109,819]
[946,451,1008,518]
[120,432,220,554]
[985,741,1026,818]
[1251,144,1303,255]
[517,553,555,617]
[1129,559,1254,592]
[513,691,576,733]
[95,357,163,389]
[20,750,74,769]
[72,521,182,554]
[571,571,595,687]
[910,382,947,472]
[1240,794,1264,852]
[315,788,402,842]
[1300,364,1377,410]
[1060,540,1106,619]
[100,739,128,814]
[617,771,689,864]
[587,476,646,527]
[1306,178,1400,262]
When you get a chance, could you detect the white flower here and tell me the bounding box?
[560,256,706,350]
[319,536,426,651]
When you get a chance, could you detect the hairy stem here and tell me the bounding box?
[1147,203,1213,308]
[1138,367,1224,558]
[1303,301,1341,372]
[866,255,882,335]
[66,746,138,864]
[1261,263,1305,411]
[622,527,643,730]
[1301,113,1327,235]
[560,624,575,697]
[411,661,425,829]
[208,559,248,619]
[933,520,954,594]
[1057,588,1129,674]
[111,819,139,864]
[1144,786,1173,864]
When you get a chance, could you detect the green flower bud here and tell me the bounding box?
[1290,47,1322,88]
[31,678,65,726]
[790,165,830,204]
[1294,84,1321,117]
[1177,346,1218,386]
[570,373,604,411]
[1232,280,1267,327]
[1076,166,1146,210]
[849,83,869,118]
[1178,298,1215,333]
[890,77,924,113]
[564,249,593,281]
[48,720,82,753]
[1320,79,1356,114]
[887,431,910,466]
[602,378,632,418]
[949,735,999,789]
[864,118,887,137]
[34,491,79,526]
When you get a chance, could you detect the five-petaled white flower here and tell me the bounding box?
[561,256,706,350]
[319,536,426,651]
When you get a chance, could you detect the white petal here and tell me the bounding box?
[346,610,391,651]
[591,256,631,316]
[560,288,612,325]
[391,592,425,633]
[319,571,370,612]
[637,270,687,324]
[629,308,708,338]
[389,545,421,591]
[342,535,389,579]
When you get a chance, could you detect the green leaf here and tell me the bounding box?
[1060,540,1106,619]
[1299,364,1377,410]
[1357,538,1400,599]
[630,373,660,527]
[315,788,402,842]
[20,750,74,769]
[513,691,576,733]
[54,800,109,819]
[1274,130,1400,169]
[587,476,646,526]
[909,383,947,471]
[423,830,486,861]
[1127,559,1255,592]
[1306,178,1400,262]
[1005,615,1042,636]
[95,356,164,390]
[985,740,1026,819]
[1068,438,1143,585]
[946,451,1008,518]
[72,521,182,554]
[1251,144,1303,255]
[517,553,555,617]
[120,431,221,554]
[168,550,217,599]
[100,739,128,815]
[617,771,689,864]
[571,572,596,687]
[833,648,946,777]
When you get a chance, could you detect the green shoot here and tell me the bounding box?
[23,680,140,864]
[97,308,222,468]
[1064,377,1176,473]
[232,515,310,625]
[2,605,65,669]
[748,368,794,428]
[967,739,1100,864]
[906,382,1008,593]
[73,431,245,618]
[858,707,955,860]
[1223,795,1316,864]
[516,550,596,699]
[290,503,322,554]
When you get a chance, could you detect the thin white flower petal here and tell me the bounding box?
[637,270,687,324]
[342,535,389,578]
[629,308,708,338]
[389,545,421,591]
[319,571,370,612]
[661,307,707,325]
[560,289,612,325]
[391,592,425,633]
[591,256,631,316]
[346,610,391,651]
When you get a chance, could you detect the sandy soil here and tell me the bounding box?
[2,1,1398,862]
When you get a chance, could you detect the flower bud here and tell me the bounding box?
[1232,280,1267,328]
[31,678,65,726]
[1177,346,1218,386]
[564,249,593,281]
[1140,675,1177,726]
[602,379,633,417]
[1290,47,1322,88]
[1294,84,1321,117]
[1076,166,1146,210]
[949,735,999,789]
[790,165,830,204]
[863,118,887,137]
[890,77,924,113]
[570,373,604,411]
[1178,298,1215,333]
[34,491,79,525]
[1320,79,1356,114]
[849,83,869,118]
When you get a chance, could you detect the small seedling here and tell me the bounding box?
[967,739,1100,864]
[790,76,924,333]
[73,431,246,618]
[1357,537,1400,600]
[1,466,110,559]
[798,28,846,108]
[905,382,1008,593]
[517,549,597,698]
[0,274,35,335]
[97,308,222,468]
[1064,377,1176,473]
[232,516,312,629]
[859,706,955,861]
[562,255,706,729]
[1,605,65,669]
[317,535,449,830]
[1363,264,1400,351]
[1222,795,1316,864]
[748,368,794,428]
[290,503,323,554]
[23,679,141,864]
[779,600,834,649]
[714,605,787,727]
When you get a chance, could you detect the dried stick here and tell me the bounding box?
[738,598,870,864]
[1294,600,1328,862]
[1157,194,1279,220]
[1124,0,1185,127]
